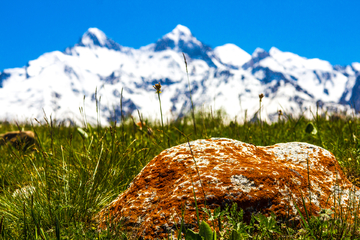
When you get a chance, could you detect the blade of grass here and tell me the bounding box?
[182,53,197,135]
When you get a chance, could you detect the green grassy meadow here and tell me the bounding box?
[0,101,360,239]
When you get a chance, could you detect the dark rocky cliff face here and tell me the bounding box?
[154,35,216,68]
[349,74,360,112]
[0,72,11,88]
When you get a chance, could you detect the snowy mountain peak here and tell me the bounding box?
[77,28,121,51]
[252,47,269,58]
[153,24,215,66]
[154,24,203,51]
[352,62,360,72]
[81,28,107,46]
[214,44,251,68]
[269,46,282,56]
[166,24,193,43]
[269,46,301,64]
[242,48,270,70]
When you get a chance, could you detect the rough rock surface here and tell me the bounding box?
[97,138,360,239]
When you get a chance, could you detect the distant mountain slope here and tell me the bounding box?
[0,24,358,125]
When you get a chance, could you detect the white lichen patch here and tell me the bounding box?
[230,174,256,193]
[330,185,360,206]
[263,142,327,165]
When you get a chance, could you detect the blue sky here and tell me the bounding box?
[1,0,359,72]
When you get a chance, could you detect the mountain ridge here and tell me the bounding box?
[0,25,359,125]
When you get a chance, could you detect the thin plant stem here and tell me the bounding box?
[259,93,264,144]
[182,53,197,135]
[153,82,169,148]
[157,93,164,130]
[189,172,201,227]
[187,141,207,207]
[120,87,124,141]
[157,92,167,147]
[307,154,312,217]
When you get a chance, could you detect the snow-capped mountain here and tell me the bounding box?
[0,24,359,125]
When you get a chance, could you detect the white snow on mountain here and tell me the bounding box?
[151,24,203,53]
[353,62,360,72]
[162,24,198,47]
[0,25,359,125]
[214,43,251,68]
[80,28,108,47]
[266,47,348,103]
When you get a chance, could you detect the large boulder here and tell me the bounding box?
[97,138,360,239]
[0,130,36,150]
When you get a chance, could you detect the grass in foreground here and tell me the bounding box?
[0,107,360,239]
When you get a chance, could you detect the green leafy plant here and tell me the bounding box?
[305,122,317,135]
[185,221,216,240]
[254,212,281,238]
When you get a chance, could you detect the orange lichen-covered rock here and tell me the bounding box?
[97,138,360,239]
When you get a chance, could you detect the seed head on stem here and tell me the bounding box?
[259,93,264,102]
[278,109,283,122]
[258,93,264,117]
[153,82,162,94]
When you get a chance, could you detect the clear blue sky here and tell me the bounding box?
[1,0,359,72]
